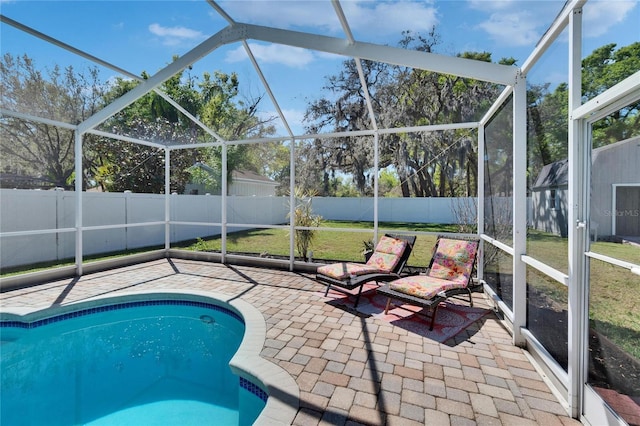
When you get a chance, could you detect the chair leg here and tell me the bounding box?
[384,298,392,314]
[429,305,440,331]
[467,289,473,307]
[324,283,331,296]
[353,285,365,307]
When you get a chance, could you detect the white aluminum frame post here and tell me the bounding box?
[567,5,584,418]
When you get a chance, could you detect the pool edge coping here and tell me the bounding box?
[0,289,300,426]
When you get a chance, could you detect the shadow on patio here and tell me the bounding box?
[0,258,581,425]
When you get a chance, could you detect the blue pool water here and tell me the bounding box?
[0,300,266,426]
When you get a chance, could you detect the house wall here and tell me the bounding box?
[591,136,640,237]
[229,180,278,196]
[530,136,640,239]
[530,187,569,237]
[184,180,278,196]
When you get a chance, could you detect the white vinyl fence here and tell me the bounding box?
[311,197,473,223]
[1,189,475,269]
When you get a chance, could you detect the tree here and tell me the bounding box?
[526,42,640,184]
[483,94,514,239]
[389,48,506,197]
[378,169,401,197]
[527,81,571,186]
[91,67,276,193]
[0,54,103,188]
[584,42,640,146]
[303,30,505,197]
[194,71,278,194]
[526,82,554,178]
[582,43,640,102]
[305,59,391,195]
[91,117,199,193]
[243,140,290,195]
[90,70,201,193]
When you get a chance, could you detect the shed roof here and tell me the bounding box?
[232,169,278,186]
[531,136,640,190]
[532,159,569,190]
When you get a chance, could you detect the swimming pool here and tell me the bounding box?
[0,291,299,425]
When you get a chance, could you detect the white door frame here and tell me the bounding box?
[611,183,640,236]
[573,72,640,426]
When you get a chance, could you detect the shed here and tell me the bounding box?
[531,159,569,237]
[185,169,278,196]
[591,136,640,239]
[229,170,279,196]
[531,136,640,239]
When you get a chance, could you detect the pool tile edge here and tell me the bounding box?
[1,289,301,426]
[230,297,300,426]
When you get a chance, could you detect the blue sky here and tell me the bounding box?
[1,0,638,136]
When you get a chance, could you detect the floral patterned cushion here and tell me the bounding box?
[317,262,390,280]
[427,238,478,285]
[365,252,399,271]
[317,236,408,280]
[388,275,464,299]
[364,236,408,271]
[372,235,408,256]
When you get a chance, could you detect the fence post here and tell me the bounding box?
[124,190,132,250]
[55,187,65,261]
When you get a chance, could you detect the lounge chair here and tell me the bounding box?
[316,234,416,307]
[377,235,480,330]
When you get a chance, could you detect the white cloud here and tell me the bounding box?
[217,0,438,39]
[280,108,305,125]
[476,10,542,46]
[582,0,637,38]
[316,51,345,61]
[467,0,518,12]
[219,0,341,32]
[342,1,439,36]
[470,0,637,48]
[260,108,306,136]
[468,1,563,48]
[148,23,206,46]
[225,43,316,69]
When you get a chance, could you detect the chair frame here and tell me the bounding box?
[316,234,416,307]
[377,235,482,330]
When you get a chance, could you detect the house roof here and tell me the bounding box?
[592,135,640,162]
[232,169,278,186]
[531,136,640,190]
[532,159,568,190]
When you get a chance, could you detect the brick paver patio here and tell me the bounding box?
[0,258,582,425]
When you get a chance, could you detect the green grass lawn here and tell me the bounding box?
[519,229,639,359]
[177,220,460,266]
